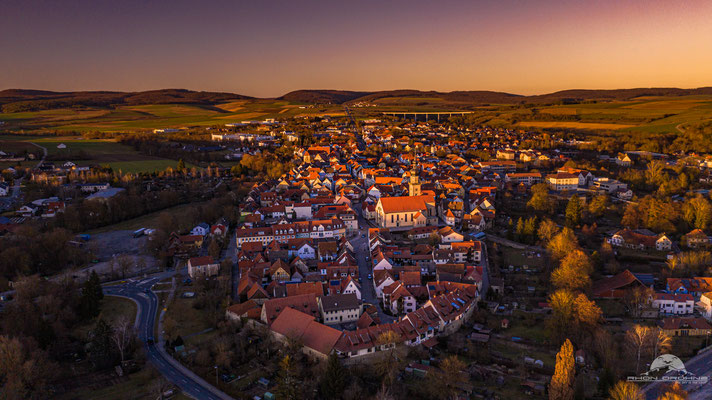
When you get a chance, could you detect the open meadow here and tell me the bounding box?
[0,100,344,133]
[0,135,193,173]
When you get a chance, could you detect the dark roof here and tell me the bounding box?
[320,293,360,312]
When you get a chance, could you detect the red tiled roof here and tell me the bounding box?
[592,270,644,298]
[270,307,343,356]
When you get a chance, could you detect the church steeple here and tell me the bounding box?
[409,153,421,197]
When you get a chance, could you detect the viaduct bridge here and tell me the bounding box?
[382,111,473,122]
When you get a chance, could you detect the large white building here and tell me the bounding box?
[653,293,694,315]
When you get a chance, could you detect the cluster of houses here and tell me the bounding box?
[227,279,480,360]
[592,270,712,337]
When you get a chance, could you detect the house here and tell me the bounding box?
[437,226,464,243]
[546,172,578,191]
[226,300,262,320]
[187,256,220,278]
[382,282,416,315]
[616,153,632,167]
[608,229,672,252]
[286,282,324,297]
[505,172,542,186]
[269,307,343,360]
[261,293,321,325]
[652,293,694,315]
[683,229,710,249]
[591,177,627,193]
[269,259,292,282]
[667,277,712,298]
[373,270,396,298]
[210,222,228,237]
[659,317,712,337]
[78,183,110,193]
[699,292,712,321]
[319,293,362,325]
[190,223,210,237]
[326,276,362,300]
[592,270,647,299]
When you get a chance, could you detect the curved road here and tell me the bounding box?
[104,274,233,400]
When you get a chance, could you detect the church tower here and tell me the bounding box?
[408,158,421,197]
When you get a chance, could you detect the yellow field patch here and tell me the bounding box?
[216,100,249,112]
[623,99,709,111]
[538,107,578,115]
[122,104,215,116]
[516,121,635,130]
[215,112,267,120]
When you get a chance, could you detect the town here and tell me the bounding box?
[2,106,712,400]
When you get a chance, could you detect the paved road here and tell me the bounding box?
[0,142,46,211]
[351,204,395,323]
[222,231,239,300]
[643,349,712,399]
[104,272,233,400]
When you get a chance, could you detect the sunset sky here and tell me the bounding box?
[2,0,712,97]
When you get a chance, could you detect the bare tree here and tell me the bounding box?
[150,373,172,400]
[111,315,135,364]
[651,328,672,360]
[117,255,133,279]
[626,325,653,375]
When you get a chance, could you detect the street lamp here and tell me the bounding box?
[214,365,218,386]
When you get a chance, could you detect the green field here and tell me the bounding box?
[1,135,194,173]
[83,201,205,234]
[359,94,712,135]
[2,95,712,136]
[0,100,344,133]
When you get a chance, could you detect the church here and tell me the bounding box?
[375,164,437,231]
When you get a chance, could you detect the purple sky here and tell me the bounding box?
[2,0,712,97]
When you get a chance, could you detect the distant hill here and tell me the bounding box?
[0,89,252,112]
[527,87,712,103]
[4,87,712,112]
[277,90,373,104]
[277,87,712,106]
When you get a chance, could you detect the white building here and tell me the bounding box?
[653,293,694,315]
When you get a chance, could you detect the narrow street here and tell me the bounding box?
[351,203,396,323]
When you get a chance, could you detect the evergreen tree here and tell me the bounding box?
[320,352,347,399]
[80,272,103,319]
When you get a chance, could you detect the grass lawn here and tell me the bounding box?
[0,160,35,169]
[83,201,206,234]
[490,339,556,368]
[501,247,545,268]
[164,294,213,341]
[501,315,550,344]
[73,296,137,339]
[105,159,194,174]
[57,366,186,400]
[31,138,135,156]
